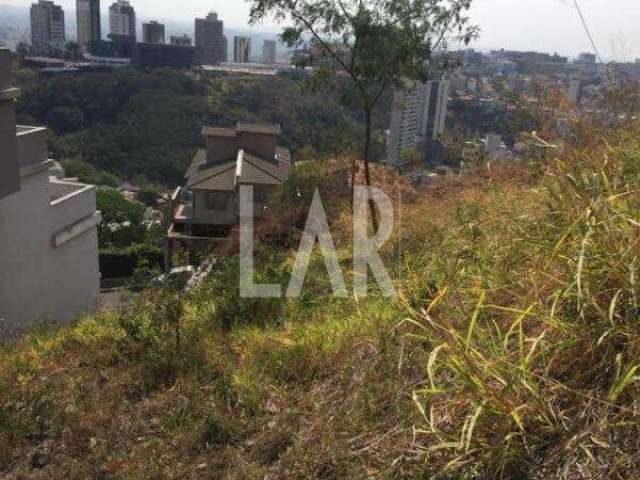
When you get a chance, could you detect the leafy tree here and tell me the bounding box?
[97,189,147,249]
[46,106,84,134]
[249,0,478,228]
[136,185,161,207]
[61,158,122,187]
[64,41,82,61]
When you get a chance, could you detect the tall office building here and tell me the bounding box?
[76,0,101,51]
[195,12,227,65]
[30,0,66,55]
[234,36,251,63]
[142,21,165,44]
[387,79,450,166]
[262,40,276,65]
[109,0,136,39]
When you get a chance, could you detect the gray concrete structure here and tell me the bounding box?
[0,50,20,199]
[262,40,276,65]
[30,0,66,56]
[195,12,227,65]
[142,20,165,44]
[233,36,251,63]
[109,0,136,39]
[171,34,192,46]
[0,49,101,333]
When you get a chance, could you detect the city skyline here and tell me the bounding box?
[5,0,640,60]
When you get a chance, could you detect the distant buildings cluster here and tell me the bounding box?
[28,0,279,69]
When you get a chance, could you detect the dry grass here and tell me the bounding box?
[1,117,640,479]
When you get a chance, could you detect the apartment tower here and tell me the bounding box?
[142,21,165,44]
[195,12,227,65]
[234,36,251,63]
[109,0,136,40]
[30,0,66,55]
[76,0,101,51]
[387,79,450,166]
[262,40,276,65]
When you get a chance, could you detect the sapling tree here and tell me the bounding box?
[249,0,478,228]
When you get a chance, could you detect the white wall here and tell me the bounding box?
[0,168,100,333]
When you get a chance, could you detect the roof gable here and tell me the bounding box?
[187,161,236,190]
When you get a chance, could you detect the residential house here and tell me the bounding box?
[169,123,291,247]
[0,49,101,334]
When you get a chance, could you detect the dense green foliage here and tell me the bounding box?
[16,69,372,185]
[96,189,163,281]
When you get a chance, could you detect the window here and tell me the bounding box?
[204,192,229,210]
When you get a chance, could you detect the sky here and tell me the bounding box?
[5,0,640,61]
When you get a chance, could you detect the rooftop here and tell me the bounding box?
[202,123,282,138]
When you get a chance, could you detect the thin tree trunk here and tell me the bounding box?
[363,108,379,232]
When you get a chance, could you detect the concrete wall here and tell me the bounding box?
[0,168,100,333]
[240,132,276,158]
[0,50,20,198]
[0,103,19,198]
[192,190,236,226]
[16,126,48,169]
[206,135,239,164]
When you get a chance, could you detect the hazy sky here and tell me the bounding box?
[6,0,640,60]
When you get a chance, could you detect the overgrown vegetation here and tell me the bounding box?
[1,108,640,478]
[96,189,164,282]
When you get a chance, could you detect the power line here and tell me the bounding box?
[572,0,603,64]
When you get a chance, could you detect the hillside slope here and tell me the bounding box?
[1,119,640,479]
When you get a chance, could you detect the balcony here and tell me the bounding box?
[16,125,48,170]
[49,179,101,247]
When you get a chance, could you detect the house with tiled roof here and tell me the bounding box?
[169,122,291,242]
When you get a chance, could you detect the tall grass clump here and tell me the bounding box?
[404,118,640,478]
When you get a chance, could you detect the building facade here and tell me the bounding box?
[133,43,194,69]
[170,122,291,243]
[387,79,450,166]
[195,12,227,65]
[234,36,251,63]
[30,0,66,56]
[262,40,276,65]
[109,0,136,39]
[76,0,101,51]
[142,21,165,44]
[0,49,101,334]
[170,34,192,46]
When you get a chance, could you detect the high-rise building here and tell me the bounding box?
[76,0,101,51]
[171,34,192,46]
[30,0,66,55]
[195,12,227,65]
[234,36,251,63]
[109,0,136,40]
[387,79,450,166]
[142,21,165,44]
[576,52,596,66]
[262,40,276,65]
